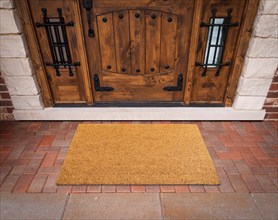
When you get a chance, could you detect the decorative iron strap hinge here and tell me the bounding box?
[83,0,95,37]
[93,74,114,92]
[163,73,183,91]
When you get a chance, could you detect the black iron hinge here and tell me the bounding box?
[163,73,183,91]
[93,74,114,91]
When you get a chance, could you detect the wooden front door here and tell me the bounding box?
[16,0,259,107]
[81,0,194,103]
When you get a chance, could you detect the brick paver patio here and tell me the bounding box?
[0,121,277,194]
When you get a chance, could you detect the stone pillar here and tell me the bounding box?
[0,0,44,110]
[233,0,278,110]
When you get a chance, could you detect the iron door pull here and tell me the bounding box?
[163,73,183,91]
[93,74,114,92]
[83,0,95,37]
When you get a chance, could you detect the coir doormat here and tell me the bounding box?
[57,124,220,185]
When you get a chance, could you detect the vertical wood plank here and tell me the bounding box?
[113,10,131,74]
[129,10,145,74]
[97,13,117,72]
[145,10,161,74]
[183,0,203,104]
[70,0,93,104]
[160,12,177,72]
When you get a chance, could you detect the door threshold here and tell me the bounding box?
[55,102,186,107]
[54,102,224,107]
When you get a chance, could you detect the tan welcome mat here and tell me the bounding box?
[57,124,220,185]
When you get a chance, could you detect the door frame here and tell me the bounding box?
[14,0,260,107]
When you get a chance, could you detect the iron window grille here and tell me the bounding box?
[36,8,80,77]
[195,8,239,77]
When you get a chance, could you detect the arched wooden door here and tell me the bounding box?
[16,0,258,107]
[81,0,194,103]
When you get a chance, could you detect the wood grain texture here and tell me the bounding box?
[145,10,161,74]
[160,12,177,72]
[129,10,146,74]
[70,0,93,105]
[97,13,117,72]
[183,0,203,105]
[113,10,131,74]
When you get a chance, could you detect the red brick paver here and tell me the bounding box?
[0,121,277,194]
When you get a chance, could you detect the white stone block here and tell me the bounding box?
[0,57,33,76]
[3,75,40,95]
[262,0,278,15]
[242,58,277,78]
[11,95,44,110]
[0,9,22,34]
[247,38,278,58]
[0,34,28,57]
[237,76,272,96]
[13,107,265,121]
[254,15,278,38]
[233,95,266,110]
[0,0,14,9]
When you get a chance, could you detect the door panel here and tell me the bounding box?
[28,0,92,104]
[190,0,246,104]
[83,0,194,102]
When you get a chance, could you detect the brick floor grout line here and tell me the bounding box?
[11,173,21,193]
[159,193,165,220]
[249,193,266,220]
[0,166,13,188]
[60,193,70,220]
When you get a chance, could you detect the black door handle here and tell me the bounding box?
[83,0,95,37]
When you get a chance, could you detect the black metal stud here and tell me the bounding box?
[165,65,169,69]
[121,67,126,72]
[150,67,155,72]
[102,17,107,22]
[135,13,140,18]
[151,14,156,19]
[136,68,140,73]
[119,14,124,19]
[168,17,172,22]
[107,65,112,69]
